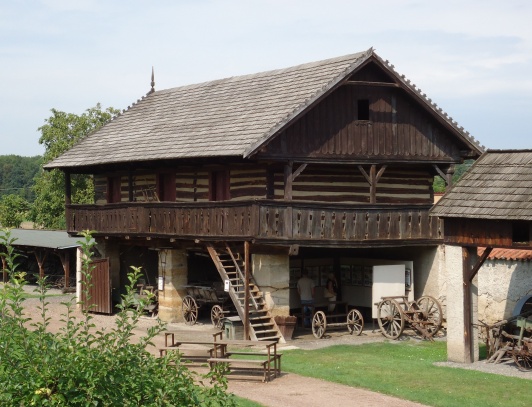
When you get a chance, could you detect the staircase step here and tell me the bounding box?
[255,335,281,341]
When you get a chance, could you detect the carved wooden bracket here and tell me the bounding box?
[358,164,387,204]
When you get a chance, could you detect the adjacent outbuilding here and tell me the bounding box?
[431,149,532,362]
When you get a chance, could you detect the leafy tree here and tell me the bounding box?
[0,229,236,406]
[0,194,30,228]
[31,104,119,229]
[433,160,474,194]
[0,155,42,201]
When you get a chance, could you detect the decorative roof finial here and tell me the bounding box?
[149,66,155,94]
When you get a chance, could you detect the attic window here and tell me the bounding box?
[357,99,370,120]
[512,221,530,245]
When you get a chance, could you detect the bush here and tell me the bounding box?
[0,229,235,406]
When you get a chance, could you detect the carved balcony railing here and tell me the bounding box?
[67,200,443,245]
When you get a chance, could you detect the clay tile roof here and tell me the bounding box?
[479,247,532,261]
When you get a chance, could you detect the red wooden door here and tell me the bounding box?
[81,258,112,314]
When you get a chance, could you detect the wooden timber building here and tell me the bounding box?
[431,150,532,362]
[46,48,483,341]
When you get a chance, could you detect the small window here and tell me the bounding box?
[357,99,370,120]
[512,221,530,245]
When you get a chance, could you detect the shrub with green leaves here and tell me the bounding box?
[0,229,235,406]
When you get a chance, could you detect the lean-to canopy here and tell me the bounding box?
[431,150,532,221]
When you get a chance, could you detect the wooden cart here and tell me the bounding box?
[311,302,364,339]
[481,311,532,372]
[181,285,234,328]
[375,295,442,340]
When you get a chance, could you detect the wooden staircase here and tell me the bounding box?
[206,243,284,343]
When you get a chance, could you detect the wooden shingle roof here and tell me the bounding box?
[45,48,482,170]
[431,150,532,221]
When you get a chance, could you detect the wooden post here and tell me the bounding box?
[1,256,6,283]
[244,241,251,340]
[128,172,134,202]
[57,251,70,289]
[358,164,387,204]
[462,247,472,363]
[65,172,71,205]
[34,249,48,279]
[283,161,293,200]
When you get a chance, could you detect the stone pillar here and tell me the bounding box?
[158,249,188,323]
[445,245,479,363]
[252,254,290,317]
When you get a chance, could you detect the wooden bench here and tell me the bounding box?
[210,338,281,382]
[208,357,271,382]
[159,332,281,381]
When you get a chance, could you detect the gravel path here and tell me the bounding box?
[15,287,532,407]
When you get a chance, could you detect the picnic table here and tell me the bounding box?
[159,331,281,381]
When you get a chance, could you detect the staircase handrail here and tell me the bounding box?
[225,244,259,310]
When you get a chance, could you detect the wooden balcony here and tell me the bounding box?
[66,200,443,247]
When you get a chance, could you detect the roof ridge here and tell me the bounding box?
[152,51,370,95]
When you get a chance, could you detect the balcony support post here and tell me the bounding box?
[65,172,71,206]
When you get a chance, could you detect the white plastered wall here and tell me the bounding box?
[478,259,532,324]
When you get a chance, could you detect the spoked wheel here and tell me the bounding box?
[513,343,532,372]
[377,299,405,339]
[312,311,327,339]
[182,295,198,325]
[514,353,532,372]
[415,296,443,338]
[211,305,225,329]
[347,309,364,336]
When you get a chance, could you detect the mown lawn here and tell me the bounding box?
[281,341,531,407]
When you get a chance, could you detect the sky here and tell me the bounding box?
[2,0,532,157]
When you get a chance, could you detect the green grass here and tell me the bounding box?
[282,341,531,407]
[234,396,265,407]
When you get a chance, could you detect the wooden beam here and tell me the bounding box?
[34,249,48,279]
[283,161,293,200]
[345,80,400,88]
[128,172,134,202]
[56,250,70,289]
[1,256,6,283]
[468,247,492,282]
[357,165,371,184]
[292,163,308,181]
[244,241,251,341]
[65,172,72,206]
[462,247,473,363]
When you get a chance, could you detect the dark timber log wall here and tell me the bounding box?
[259,85,462,161]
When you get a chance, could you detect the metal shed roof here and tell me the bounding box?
[6,229,83,250]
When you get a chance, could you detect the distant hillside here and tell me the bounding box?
[0,155,42,202]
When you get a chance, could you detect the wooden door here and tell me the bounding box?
[81,258,112,314]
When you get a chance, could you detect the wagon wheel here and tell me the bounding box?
[377,299,405,339]
[347,309,364,336]
[415,296,443,338]
[513,353,532,372]
[211,304,225,329]
[182,295,198,325]
[312,311,327,339]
